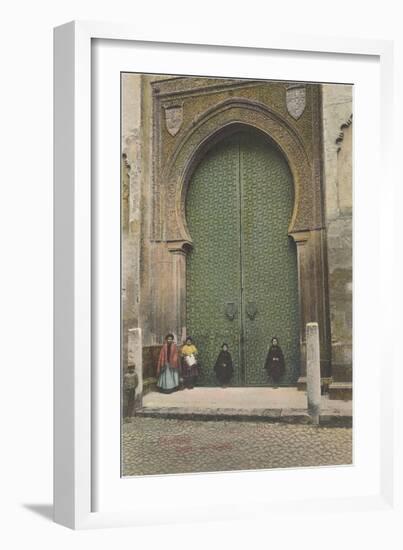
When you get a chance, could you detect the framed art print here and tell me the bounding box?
[120,72,353,478]
[54,21,397,530]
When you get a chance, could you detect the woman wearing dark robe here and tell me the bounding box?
[156,333,180,393]
[214,343,234,387]
[264,337,285,387]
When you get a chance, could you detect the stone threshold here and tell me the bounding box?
[135,406,352,427]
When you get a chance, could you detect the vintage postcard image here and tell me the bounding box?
[121,74,352,476]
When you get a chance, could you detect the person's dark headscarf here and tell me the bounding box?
[265,337,285,382]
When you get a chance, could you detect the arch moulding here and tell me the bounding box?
[151,93,330,384]
[153,97,324,251]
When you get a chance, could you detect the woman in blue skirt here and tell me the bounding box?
[156,333,180,393]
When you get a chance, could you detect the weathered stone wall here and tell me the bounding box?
[137,75,180,347]
[121,74,173,397]
[121,74,143,400]
[321,85,353,393]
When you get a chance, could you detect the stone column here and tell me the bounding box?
[292,230,331,389]
[293,232,309,387]
[128,327,143,408]
[168,243,188,344]
[306,322,321,425]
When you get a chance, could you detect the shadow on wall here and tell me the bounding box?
[142,345,162,394]
[23,504,53,522]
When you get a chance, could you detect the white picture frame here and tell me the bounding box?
[54,21,398,530]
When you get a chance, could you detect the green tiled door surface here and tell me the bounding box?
[186,131,299,386]
[186,135,242,386]
[240,134,300,385]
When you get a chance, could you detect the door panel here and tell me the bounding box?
[186,131,299,386]
[240,134,300,385]
[186,136,242,385]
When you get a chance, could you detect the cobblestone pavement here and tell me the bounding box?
[122,417,352,476]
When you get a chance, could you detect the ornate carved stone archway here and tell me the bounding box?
[150,80,331,383]
[155,97,322,246]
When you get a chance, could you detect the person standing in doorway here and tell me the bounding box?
[214,343,234,387]
[264,337,285,388]
[180,336,199,389]
[156,333,180,393]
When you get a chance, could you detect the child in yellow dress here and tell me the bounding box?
[180,336,199,389]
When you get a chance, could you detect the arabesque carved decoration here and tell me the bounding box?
[148,78,330,379]
[153,96,322,244]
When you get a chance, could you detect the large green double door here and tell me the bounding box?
[186,131,299,386]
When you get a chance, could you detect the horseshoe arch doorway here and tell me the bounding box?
[185,129,299,386]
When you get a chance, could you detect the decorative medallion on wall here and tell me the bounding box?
[286,84,306,120]
[164,103,184,136]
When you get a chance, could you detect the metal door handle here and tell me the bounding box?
[246,302,257,320]
[225,302,237,321]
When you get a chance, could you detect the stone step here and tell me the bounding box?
[331,364,352,382]
[135,406,352,427]
[328,382,353,401]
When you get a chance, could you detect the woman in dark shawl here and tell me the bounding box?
[214,343,234,387]
[264,337,285,387]
[156,333,180,393]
